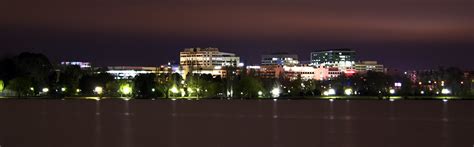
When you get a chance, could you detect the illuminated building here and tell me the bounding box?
[283,65,317,80]
[355,61,385,73]
[261,53,299,66]
[310,49,356,70]
[180,47,240,70]
[252,64,348,81]
[246,65,284,79]
[180,47,241,77]
[61,61,91,69]
[106,66,172,79]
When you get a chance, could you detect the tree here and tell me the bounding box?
[79,72,115,96]
[236,75,264,98]
[7,77,32,97]
[134,74,157,98]
[0,80,4,92]
[51,65,85,96]
[14,52,53,91]
[156,73,183,98]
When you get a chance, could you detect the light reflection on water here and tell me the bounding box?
[0,99,472,147]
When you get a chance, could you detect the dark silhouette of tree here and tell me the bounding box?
[14,52,53,92]
[79,72,114,96]
[156,73,183,98]
[236,75,264,98]
[7,77,33,97]
[134,74,157,98]
[50,65,85,96]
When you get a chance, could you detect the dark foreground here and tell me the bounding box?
[0,98,473,147]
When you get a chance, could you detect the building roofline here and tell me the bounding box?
[311,48,355,53]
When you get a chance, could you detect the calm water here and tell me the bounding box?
[0,99,473,147]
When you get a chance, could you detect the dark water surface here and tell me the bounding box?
[0,99,473,147]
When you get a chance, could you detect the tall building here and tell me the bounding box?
[310,49,356,70]
[355,61,385,73]
[180,47,241,77]
[261,53,299,66]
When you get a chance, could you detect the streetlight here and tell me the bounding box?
[42,88,49,93]
[120,84,132,96]
[180,88,185,97]
[61,87,67,92]
[94,86,103,95]
[169,86,179,98]
[344,89,353,96]
[170,86,179,94]
[389,89,395,95]
[441,88,451,95]
[323,89,336,96]
[258,91,263,97]
[271,88,280,98]
[328,89,336,96]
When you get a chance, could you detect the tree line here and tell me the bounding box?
[0,52,472,99]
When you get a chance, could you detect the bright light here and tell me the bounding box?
[0,80,4,92]
[258,91,263,97]
[394,82,402,87]
[344,89,353,96]
[324,88,336,95]
[323,91,329,96]
[420,91,425,95]
[187,88,193,93]
[443,99,448,102]
[180,88,185,97]
[441,89,451,95]
[271,88,280,98]
[152,88,156,92]
[273,98,277,102]
[30,87,34,91]
[389,89,395,95]
[94,87,103,94]
[389,98,395,102]
[329,99,334,102]
[120,84,132,95]
[42,88,49,93]
[170,86,179,94]
[61,87,66,92]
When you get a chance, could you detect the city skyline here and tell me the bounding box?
[1,47,472,71]
[1,0,473,70]
[1,1,474,146]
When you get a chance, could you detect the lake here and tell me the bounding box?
[0,98,473,147]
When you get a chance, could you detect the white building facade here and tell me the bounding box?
[180,47,241,77]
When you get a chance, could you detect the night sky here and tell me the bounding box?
[1,0,473,70]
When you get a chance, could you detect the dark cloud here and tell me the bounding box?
[1,0,473,70]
